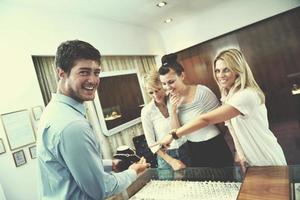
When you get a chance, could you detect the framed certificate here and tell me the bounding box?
[0,139,6,154]
[1,109,36,150]
[29,145,37,159]
[32,106,43,121]
[12,150,27,167]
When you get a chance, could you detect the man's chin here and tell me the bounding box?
[82,95,95,102]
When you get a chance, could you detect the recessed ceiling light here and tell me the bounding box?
[156,1,167,8]
[164,18,173,23]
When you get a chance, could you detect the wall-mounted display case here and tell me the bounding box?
[94,69,145,136]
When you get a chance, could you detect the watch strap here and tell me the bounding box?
[170,130,179,140]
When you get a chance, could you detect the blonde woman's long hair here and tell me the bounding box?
[213,49,265,104]
[143,70,163,93]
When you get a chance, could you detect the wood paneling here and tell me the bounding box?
[176,7,300,123]
[238,167,289,200]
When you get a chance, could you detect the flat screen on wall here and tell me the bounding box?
[94,70,145,136]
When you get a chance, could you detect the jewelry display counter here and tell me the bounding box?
[290,165,300,200]
[108,165,300,200]
[108,167,243,200]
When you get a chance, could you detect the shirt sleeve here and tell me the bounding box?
[226,89,259,117]
[59,120,137,199]
[103,159,112,172]
[141,106,160,153]
[198,85,220,112]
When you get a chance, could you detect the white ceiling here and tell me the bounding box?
[3,0,226,30]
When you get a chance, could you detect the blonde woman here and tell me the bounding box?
[141,70,190,170]
[160,49,287,169]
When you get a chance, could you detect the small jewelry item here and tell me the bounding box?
[169,129,179,140]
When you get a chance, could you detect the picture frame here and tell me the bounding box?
[12,149,26,167]
[32,106,43,121]
[29,145,37,159]
[1,109,36,150]
[0,138,6,154]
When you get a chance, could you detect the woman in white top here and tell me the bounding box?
[141,70,190,170]
[159,54,233,167]
[160,49,287,170]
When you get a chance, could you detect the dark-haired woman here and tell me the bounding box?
[158,54,233,167]
[160,49,286,170]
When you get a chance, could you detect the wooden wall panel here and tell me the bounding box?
[178,34,240,97]
[176,7,300,122]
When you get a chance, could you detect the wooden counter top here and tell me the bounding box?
[238,166,289,200]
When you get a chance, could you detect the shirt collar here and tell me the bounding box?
[51,93,86,117]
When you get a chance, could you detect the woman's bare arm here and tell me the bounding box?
[176,104,240,137]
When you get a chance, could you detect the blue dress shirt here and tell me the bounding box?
[37,93,137,200]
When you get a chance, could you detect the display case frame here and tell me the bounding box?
[109,167,244,200]
[93,69,145,136]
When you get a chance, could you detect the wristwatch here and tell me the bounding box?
[169,129,179,140]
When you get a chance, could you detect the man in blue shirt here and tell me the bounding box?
[37,40,149,200]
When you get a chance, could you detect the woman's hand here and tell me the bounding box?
[160,134,173,148]
[169,158,186,171]
[169,94,182,113]
[234,152,248,173]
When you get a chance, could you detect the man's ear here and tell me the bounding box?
[57,67,66,79]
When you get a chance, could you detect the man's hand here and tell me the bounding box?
[169,158,186,171]
[160,134,173,148]
[112,159,122,172]
[129,157,150,175]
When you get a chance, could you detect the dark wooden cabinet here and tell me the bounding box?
[176,7,300,123]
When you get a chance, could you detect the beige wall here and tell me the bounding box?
[0,3,164,200]
[160,0,300,53]
[0,0,299,199]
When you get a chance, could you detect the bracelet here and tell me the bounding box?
[169,129,179,140]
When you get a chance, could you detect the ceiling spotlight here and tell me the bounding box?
[164,18,173,23]
[156,1,167,7]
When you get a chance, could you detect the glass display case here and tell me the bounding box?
[117,167,244,200]
[108,166,300,200]
[289,165,300,200]
[93,70,145,136]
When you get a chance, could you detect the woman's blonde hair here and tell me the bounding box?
[213,49,265,104]
[143,70,163,92]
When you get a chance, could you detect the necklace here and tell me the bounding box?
[157,103,166,108]
[155,101,169,118]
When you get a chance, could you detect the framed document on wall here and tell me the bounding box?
[29,145,37,159]
[32,106,43,121]
[0,139,6,154]
[12,149,26,167]
[1,109,36,150]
